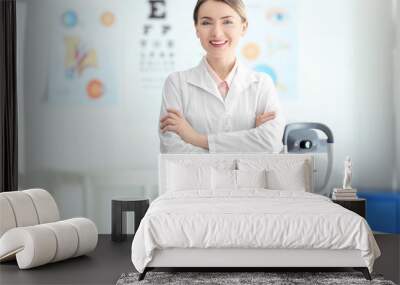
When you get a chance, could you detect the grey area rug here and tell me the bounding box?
[116,271,396,285]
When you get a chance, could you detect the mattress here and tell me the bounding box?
[131,189,380,273]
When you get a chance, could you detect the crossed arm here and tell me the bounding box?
[159,109,276,150]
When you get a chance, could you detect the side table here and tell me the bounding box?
[111,197,149,242]
[332,198,366,218]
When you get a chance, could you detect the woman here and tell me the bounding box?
[159,0,285,153]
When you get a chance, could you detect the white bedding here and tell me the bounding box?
[131,190,380,273]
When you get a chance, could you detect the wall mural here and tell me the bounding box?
[47,0,297,105]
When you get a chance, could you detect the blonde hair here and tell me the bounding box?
[193,0,248,25]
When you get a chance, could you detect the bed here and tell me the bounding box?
[131,154,381,281]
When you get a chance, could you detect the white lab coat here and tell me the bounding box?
[159,58,286,153]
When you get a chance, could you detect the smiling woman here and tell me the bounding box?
[159,0,286,153]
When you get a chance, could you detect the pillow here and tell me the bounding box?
[236,169,267,189]
[237,157,311,192]
[212,168,236,190]
[266,162,308,191]
[167,162,212,191]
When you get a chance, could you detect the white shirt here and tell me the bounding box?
[159,57,286,153]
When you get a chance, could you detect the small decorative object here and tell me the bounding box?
[332,156,357,200]
[342,156,352,190]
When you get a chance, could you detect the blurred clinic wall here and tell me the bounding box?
[16,0,399,233]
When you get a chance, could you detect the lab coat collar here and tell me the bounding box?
[204,57,238,89]
[186,57,259,100]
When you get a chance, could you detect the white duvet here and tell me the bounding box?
[131,190,380,273]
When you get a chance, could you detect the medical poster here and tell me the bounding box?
[47,0,121,104]
[240,0,298,99]
[46,0,297,105]
[130,0,203,98]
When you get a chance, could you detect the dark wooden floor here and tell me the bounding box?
[0,234,399,285]
[0,235,134,285]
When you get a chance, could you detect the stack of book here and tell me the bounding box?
[332,188,358,200]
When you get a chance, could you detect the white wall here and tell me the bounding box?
[286,0,396,192]
[18,0,398,233]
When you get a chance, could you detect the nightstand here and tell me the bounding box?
[111,197,149,242]
[332,198,366,218]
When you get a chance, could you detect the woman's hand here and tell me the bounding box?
[255,111,276,127]
[160,109,208,148]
